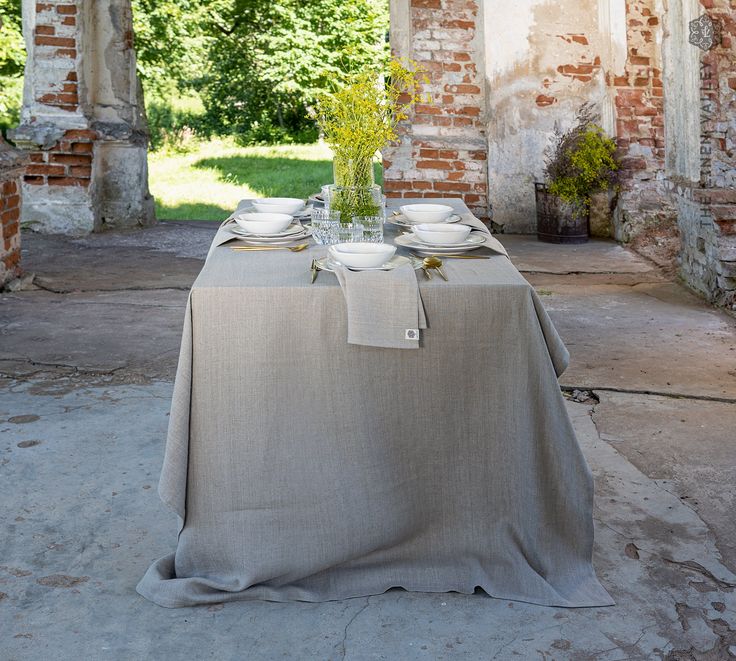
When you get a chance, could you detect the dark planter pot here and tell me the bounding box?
[535,182,590,244]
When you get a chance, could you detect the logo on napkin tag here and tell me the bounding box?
[405,329,419,341]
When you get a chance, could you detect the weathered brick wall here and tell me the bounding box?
[0,139,29,286]
[383,0,489,219]
[11,0,154,235]
[24,2,94,192]
[26,129,95,189]
[609,0,673,240]
[674,0,736,309]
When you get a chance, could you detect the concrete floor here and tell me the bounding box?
[1,225,736,660]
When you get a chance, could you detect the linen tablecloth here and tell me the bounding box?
[137,199,612,608]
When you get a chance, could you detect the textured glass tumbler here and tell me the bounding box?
[353,215,384,243]
[336,222,364,243]
[311,208,341,245]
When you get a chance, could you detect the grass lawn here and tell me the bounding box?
[149,138,383,222]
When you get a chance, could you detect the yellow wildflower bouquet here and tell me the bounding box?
[315,59,429,219]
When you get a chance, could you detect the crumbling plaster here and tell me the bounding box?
[13,0,154,236]
[483,0,626,233]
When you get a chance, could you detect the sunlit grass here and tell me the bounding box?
[149,138,383,221]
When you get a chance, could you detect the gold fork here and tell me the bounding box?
[231,243,309,252]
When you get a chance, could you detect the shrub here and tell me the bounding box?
[544,103,619,217]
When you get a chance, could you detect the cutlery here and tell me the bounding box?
[310,259,319,283]
[411,251,490,260]
[232,243,309,252]
[422,256,448,281]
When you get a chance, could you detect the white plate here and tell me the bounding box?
[226,229,312,245]
[316,255,421,273]
[237,204,313,220]
[228,222,305,238]
[394,232,487,253]
[387,213,462,228]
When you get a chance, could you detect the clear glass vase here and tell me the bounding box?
[328,154,383,222]
[333,154,375,190]
[324,184,384,224]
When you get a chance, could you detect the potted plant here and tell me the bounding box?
[314,59,429,222]
[536,104,619,244]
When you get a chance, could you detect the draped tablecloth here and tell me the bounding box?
[137,199,613,609]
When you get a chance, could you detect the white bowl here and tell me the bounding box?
[400,204,454,223]
[412,223,471,245]
[234,212,293,234]
[329,243,397,269]
[252,198,305,215]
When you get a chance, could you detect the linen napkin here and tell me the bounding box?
[333,262,428,349]
[455,212,509,257]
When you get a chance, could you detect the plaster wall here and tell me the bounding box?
[662,0,700,182]
[482,0,626,233]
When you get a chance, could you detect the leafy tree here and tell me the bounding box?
[199,0,389,142]
[131,0,210,95]
[0,0,24,77]
[0,0,25,131]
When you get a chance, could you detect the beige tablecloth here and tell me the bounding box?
[137,199,612,609]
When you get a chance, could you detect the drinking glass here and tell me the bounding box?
[311,208,341,245]
[336,222,364,243]
[352,215,384,243]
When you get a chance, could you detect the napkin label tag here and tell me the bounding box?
[405,329,419,341]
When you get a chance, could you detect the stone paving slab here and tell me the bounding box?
[1,384,734,660]
[502,235,660,275]
[542,282,736,400]
[0,289,188,380]
[21,232,207,293]
[592,391,736,570]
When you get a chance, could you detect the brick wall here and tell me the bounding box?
[609,0,673,238]
[25,129,95,190]
[675,0,736,309]
[0,139,28,286]
[25,2,94,192]
[1,179,22,284]
[383,0,489,219]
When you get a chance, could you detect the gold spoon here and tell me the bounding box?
[232,243,309,252]
[422,256,448,281]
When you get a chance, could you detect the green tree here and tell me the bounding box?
[199,0,389,142]
[131,0,211,95]
[0,0,25,131]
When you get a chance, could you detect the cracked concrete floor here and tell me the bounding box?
[2,225,736,660]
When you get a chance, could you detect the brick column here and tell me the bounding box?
[609,0,674,239]
[383,0,489,219]
[672,0,736,310]
[10,0,154,235]
[0,137,29,287]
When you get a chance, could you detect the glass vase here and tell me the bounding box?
[328,154,383,222]
[324,184,384,224]
[333,154,375,190]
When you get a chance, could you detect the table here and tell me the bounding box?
[137,199,612,609]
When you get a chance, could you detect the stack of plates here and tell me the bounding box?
[394,231,488,254]
[316,255,422,273]
[237,203,313,221]
[227,222,312,244]
[387,212,463,228]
